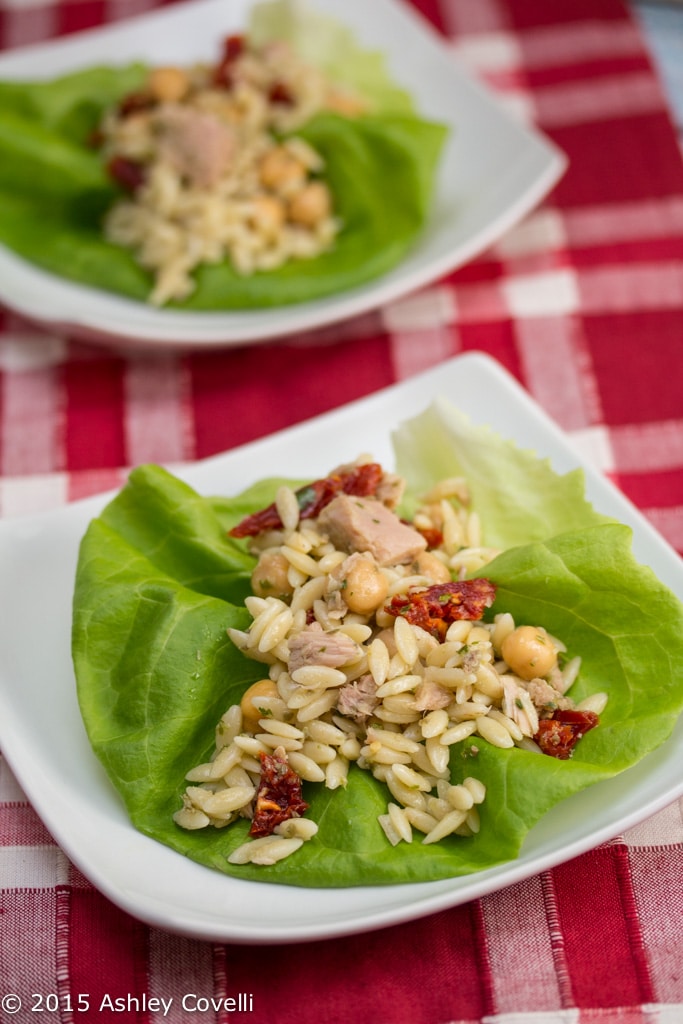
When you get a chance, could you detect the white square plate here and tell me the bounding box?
[1,352,682,944]
[0,0,565,349]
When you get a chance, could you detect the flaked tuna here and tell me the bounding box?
[318,494,427,567]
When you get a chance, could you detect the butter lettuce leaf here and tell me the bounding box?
[72,406,683,887]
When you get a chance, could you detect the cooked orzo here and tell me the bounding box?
[96,31,368,305]
[173,458,606,867]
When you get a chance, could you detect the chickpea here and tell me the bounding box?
[259,146,306,194]
[288,181,332,227]
[240,678,279,734]
[146,66,190,103]
[249,194,286,239]
[412,551,451,584]
[251,550,294,600]
[325,89,367,117]
[501,625,558,681]
[337,554,388,616]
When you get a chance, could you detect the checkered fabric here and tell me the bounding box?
[1,0,682,1021]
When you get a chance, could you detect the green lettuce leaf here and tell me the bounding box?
[72,405,683,887]
[0,3,446,308]
[249,0,415,113]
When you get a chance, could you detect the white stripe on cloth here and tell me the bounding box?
[0,2,58,48]
[0,365,64,476]
[471,1011,683,1024]
[568,425,615,474]
[438,0,510,37]
[478,1013,580,1024]
[644,506,683,552]
[497,198,683,258]
[610,420,683,474]
[578,263,683,314]
[0,333,67,372]
[453,22,643,75]
[481,873,565,1013]
[624,798,683,848]
[105,0,159,23]
[383,287,460,380]
[514,315,602,432]
[0,754,27,801]
[0,845,69,887]
[502,269,581,319]
[534,72,667,128]
[123,356,195,466]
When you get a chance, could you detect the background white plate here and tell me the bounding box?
[0,352,682,944]
[0,0,566,348]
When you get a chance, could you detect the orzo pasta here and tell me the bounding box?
[174,458,605,866]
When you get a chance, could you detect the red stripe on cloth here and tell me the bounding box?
[507,0,630,30]
[549,116,683,206]
[213,905,488,1024]
[459,319,525,382]
[410,0,449,33]
[189,334,393,460]
[610,843,656,1003]
[63,357,126,471]
[551,843,655,1009]
[56,0,107,36]
[0,803,56,846]
[584,312,683,426]
[67,888,150,1021]
[615,467,683,511]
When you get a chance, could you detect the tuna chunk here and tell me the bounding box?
[155,105,235,188]
[412,678,452,712]
[336,674,379,723]
[288,622,359,672]
[318,495,427,567]
[524,676,574,714]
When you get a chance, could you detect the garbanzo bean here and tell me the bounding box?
[259,147,306,194]
[249,195,286,239]
[146,66,190,103]
[251,550,294,600]
[412,551,451,584]
[501,625,557,681]
[240,678,279,733]
[338,554,388,615]
[288,181,331,227]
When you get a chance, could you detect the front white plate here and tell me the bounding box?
[0,0,565,348]
[1,352,681,944]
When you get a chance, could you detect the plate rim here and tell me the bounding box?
[0,0,567,348]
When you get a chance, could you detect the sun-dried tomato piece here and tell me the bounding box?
[249,749,308,837]
[117,90,155,117]
[268,81,295,105]
[535,708,599,760]
[229,463,384,538]
[107,155,146,192]
[213,33,246,88]
[385,578,496,639]
[409,523,443,549]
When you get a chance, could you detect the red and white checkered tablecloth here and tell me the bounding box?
[1,0,682,1021]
